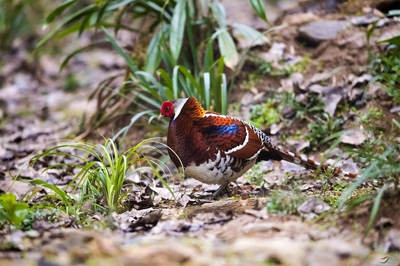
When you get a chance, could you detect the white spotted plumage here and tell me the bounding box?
[184,151,256,185]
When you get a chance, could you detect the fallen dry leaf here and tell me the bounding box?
[341,129,366,145]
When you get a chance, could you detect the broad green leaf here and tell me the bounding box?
[0,193,29,226]
[170,0,187,62]
[216,29,239,70]
[232,23,269,47]
[172,65,180,98]
[211,2,226,28]
[249,0,269,24]
[146,25,166,74]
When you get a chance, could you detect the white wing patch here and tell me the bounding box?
[172,98,189,120]
[225,126,249,155]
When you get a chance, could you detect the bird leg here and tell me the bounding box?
[212,183,229,198]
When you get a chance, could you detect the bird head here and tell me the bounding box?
[158,100,175,120]
[158,98,205,121]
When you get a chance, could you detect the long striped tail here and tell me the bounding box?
[264,144,359,179]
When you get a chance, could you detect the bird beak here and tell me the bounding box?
[158,114,165,121]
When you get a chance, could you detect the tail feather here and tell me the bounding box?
[263,144,358,179]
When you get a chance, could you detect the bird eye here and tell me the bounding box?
[165,106,170,111]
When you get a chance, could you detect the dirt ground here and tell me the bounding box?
[1,0,400,265]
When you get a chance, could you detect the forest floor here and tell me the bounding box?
[1,0,400,265]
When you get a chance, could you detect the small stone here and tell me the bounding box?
[282,12,320,26]
[298,20,351,46]
[375,217,394,229]
[341,129,366,146]
[388,229,400,251]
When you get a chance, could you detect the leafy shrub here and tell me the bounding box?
[29,138,174,214]
[0,193,29,227]
[37,0,270,131]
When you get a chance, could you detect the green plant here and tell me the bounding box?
[243,162,265,186]
[324,104,400,236]
[249,99,281,129]
[20,207,61,231]
[0,193,29,227]
[334,27,400,235]
[336,146,399,236]
[291,55,312,73]
[307,112,344,148]
[283,92,325,122]
[37,0,270,133]
[267,190,305,215]
[247,55,290,77]
[30,138,175,214]
[370,55,400,104]
[0,0,43,49]
[64,73,80,92]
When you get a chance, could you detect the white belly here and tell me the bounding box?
[183,152,256,185]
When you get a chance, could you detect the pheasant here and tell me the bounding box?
[158,97,358,197]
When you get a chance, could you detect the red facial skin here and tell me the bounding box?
[160,101,175,118]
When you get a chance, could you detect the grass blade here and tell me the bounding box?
[364,183,390,237]
[102,27,145,83]
[169,0,187,62]
[44,0,76,26]
[249,0,269,24]
[221,74,227,114]
[37,4,98,48]
[204,72,210,109]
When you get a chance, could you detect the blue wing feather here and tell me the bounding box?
[203,124,239,135]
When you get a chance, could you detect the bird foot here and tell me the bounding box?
[212,184,228,199]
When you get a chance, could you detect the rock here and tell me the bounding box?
[298,198,331,221]
[282,12,320,26]
[298,20,351,46]
[388,229,400,251]
[286,139,310,153]
[341,129,366,146]
[350,8,386,26]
